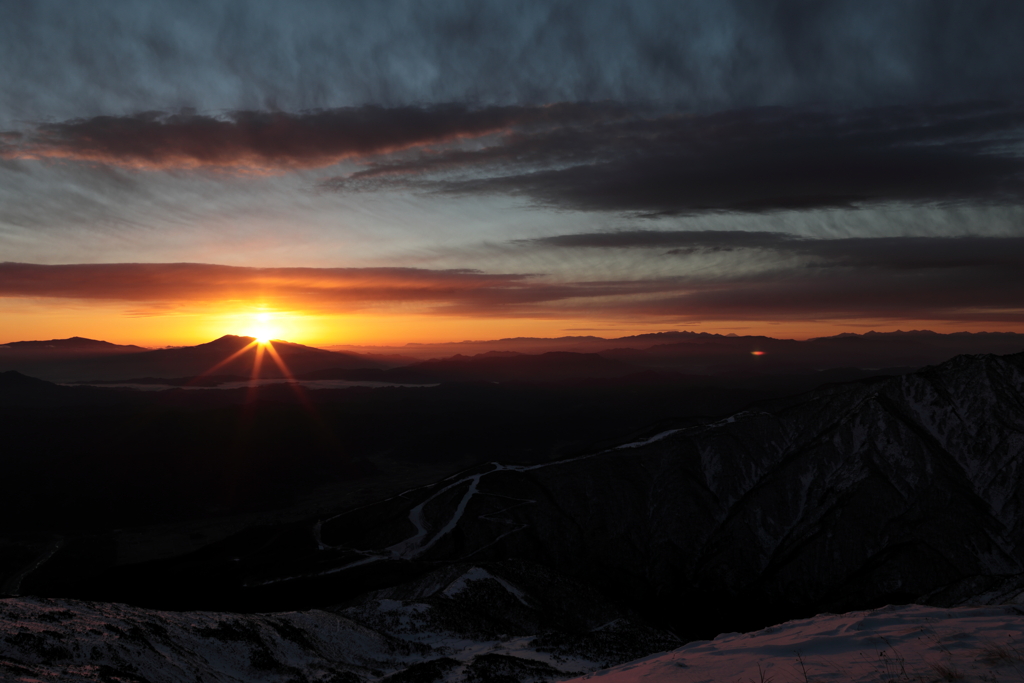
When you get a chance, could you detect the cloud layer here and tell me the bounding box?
[525,231,1024,270]
[18,101,1020,218]
[3,1,1024,122]
[3,3,1024,338]
[5,233,1024,323]
[1,103,622,171]
[0,263,537,307]
[336,103,1024,215]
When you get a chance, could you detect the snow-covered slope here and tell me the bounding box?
[567,604,1024,683]
[5,597,1024,682]
[1,596,415,682]
[1,560,675,682]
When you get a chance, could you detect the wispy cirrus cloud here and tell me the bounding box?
[521,230,796,251]
[522,231,1024,270]
[5,2,1024,123]
[0,103,627,171]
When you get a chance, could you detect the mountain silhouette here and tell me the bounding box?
[0,336,146,353]
[0,335,384,381]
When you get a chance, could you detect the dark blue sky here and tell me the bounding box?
[2,1,1024,343]
[4,1,1024,118]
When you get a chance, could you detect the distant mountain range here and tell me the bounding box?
[4,330,1024,383]
[328,329,1024,363]
[0,336,146,357]
[0,334,384,381]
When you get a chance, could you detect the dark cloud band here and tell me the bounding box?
[0,103,625,171]
[423,104,1024,214]
[7,102,1024,217]
[0,262,533,305]
[3,236,1023,323]
[523,231,1024,270]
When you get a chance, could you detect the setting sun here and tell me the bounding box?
[248,312,282,343]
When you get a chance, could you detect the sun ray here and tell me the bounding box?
[249,342,266,381]
[264,340,322,416]
[246,342,264,378]
[187,339,259,385]
[245,342,267,401]
[263,341,295,382]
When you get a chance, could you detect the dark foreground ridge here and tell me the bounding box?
[0,559,678,682]
[8,351,1023,646]
[2,351,1024,680]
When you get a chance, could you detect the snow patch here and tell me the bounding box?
[614,429,682,449]
[442,567,531,606]
[568,604,1024,682]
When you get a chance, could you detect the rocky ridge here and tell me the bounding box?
[1,560,675,683]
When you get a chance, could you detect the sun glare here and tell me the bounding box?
[248,312,282,343]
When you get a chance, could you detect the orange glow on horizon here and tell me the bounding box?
[2,297,1024,348]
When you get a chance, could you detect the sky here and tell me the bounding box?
[2,0,1024,346]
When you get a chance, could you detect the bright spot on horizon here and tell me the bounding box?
[751,351,766,356]
[248,311,282,343]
